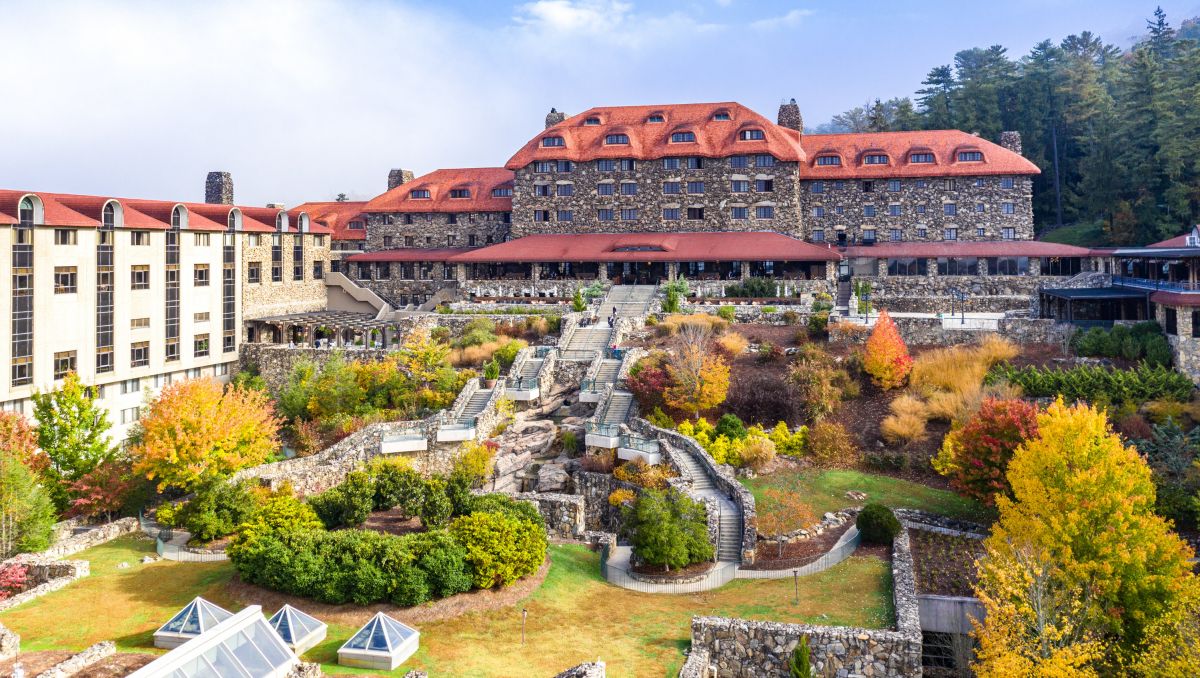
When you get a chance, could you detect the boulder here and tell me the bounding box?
[536,463,571,493]
[845,490,868,502]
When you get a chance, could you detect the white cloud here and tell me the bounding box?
[513,0,634,33]
[750,8,814,30]
[510,0,723,49]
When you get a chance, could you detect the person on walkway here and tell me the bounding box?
[608,316,614,328]
[612,307,617,317]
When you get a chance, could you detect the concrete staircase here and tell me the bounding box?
[325,271,394,319]
[836,279,852,315]
[600,390,634,425]
[602,284,657,317]
[672,442,743,564]
[593,359,621,384]
[517,358,544,380]
[457,389,492,422]
[563,326,612,358]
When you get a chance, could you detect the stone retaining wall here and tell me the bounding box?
[0,622,17,661]
[514,491,586,539]
[682,304,813,325]
[628,562,717,585]
[239,344,396,394]
[554,661,607,678]
[35,641,115,678]
[572,470,640,531]
[15,517,140,562]
[830,316,1069,347]
[0,561,89,613]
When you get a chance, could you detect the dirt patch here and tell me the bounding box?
[224,551,552,628]
[630,559,714,578]
[360,508,426,537]
[83,653,159,677]
[0,651,74,676]
[744,521,854,570]
[910,530,985,597]
[854,542,893,563]
[733,324,806,348]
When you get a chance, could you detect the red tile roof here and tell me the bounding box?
[442,231,839,263]
[348,247,476,263]
[290,201,365,240]
[505,102,805,169]
[0,189,326,234]
[1148,226,1200,248]
[363,168,514,214]
[843,240,1090,258]
[799,130,1040,179]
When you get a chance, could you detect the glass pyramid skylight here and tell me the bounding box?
[342,613,418,653]
[158,597,233,637]
[267,605,326,646]
[131,606,298,678]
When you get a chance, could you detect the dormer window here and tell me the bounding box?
[275,213,284,231]
[542,136,565,147]
[910,153,935,164]
[605,134,629,145]
[740,129,765,141]
[647,114,664,123]
[670,131,695,143]
[492,187,513,198]
[449,188,471,199]
[958,151,984,162]
[864,154,890,165]
[584,117,601,125]
[103,202,116,229]
[410,189,431,199]
[348,220,365,230]
[713,112,731,121]
[815,155,841,166]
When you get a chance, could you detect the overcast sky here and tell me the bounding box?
[2,0,1197,207]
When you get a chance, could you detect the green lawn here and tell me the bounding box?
[1,537,893,677]
[1039,221,1108,247]
[743,468,992,533]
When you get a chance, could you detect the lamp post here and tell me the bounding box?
[793,569,799,605]
[521,607,528,645]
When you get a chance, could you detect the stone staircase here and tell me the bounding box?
[457,389,492,422]
[562,326,612,358]
[593,359,622,384]
[600,390,634,425]
[836,279,852,315]
[672,441,743,564]
[602,284,657,317]
[517,358,544,380]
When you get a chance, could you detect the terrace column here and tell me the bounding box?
[668,262,678,281]
[927,258,937,277]
[456,263,468,284]
[740,262,750,281]
[531,264,541,282]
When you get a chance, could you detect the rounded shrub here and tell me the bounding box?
[856,502,901,545]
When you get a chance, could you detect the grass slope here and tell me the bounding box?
[1,538,893,677]
[1039,221,1108,247]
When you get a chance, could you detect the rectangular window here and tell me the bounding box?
[731,207,748,220]
[195,312,209,323]
[194,233,211,246]
[1002,202,1015,214]
[863,205,876,217]
[916,227,927,238]
[863,228,877,243]
[54,229,77,245]
[754,155,775,167]
[810,181,824,194]
[888,204,901,216]
[988,256,1030,276]
[864,154,889,165]
[887,258,927,276]
[975,203,986,213]
[813,206,825,217]
[916,179,929,188]
[812,229,825,242]
[620,182,638,196]
[618,159,636,171]
[815,155,841,166]
[671,131,696,142]
[662,181,682,195]
[533,162,554,174]
[193,264,210,286]
[131,317,150,329]
[541,136,564,147]
[755,179,774,192]
[131,341,149,368]
[375,262,390,279]
[862,181,874,193]
[533,210,550,222]
[620,208,639,221]
[446,234,457,246]
[534,184,551,197]
[597,183,615,196]
[597,209,615,221]
[558,161,574,173]
[404,235,414,247]
[909,153,934,164]
[1001,177,1015,189]
[685,157,704,169]
[356,262,372,280]
[943,228,958,241]
[131,265,150,289]
[686,207,705,220]
[120,378,140,394]
[120,407,140,425]
[663,157,681,169]
[887,180,901,192]
[740,129,765,140]
[945,178,957,191]
[54,266,77,293]
[730,180,749,193]
[53,351,76,380]
[131,231,150,246]
[958,151,984,162]
[248,262,261,283]
[312,261,323,279]
[605,134,629,144]
[557,210,573,222]
[755,206,774,219]
[382,236,394,248]
[596,159,616,171]
[194,334,210,357]
[937,257,979,275]
[889,229,902,242]
[556,183,573,197]
[944,203,957,216]
[492,187,513,198]
[729,155,748,168]
[1002,227,1015,240]
[447,214,458,225]
[468,234,477,246]
[916,205,927,214]
[686,181,705,194]
[662,208,680,220]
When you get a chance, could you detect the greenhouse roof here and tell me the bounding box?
[156,597,233,638]
[340,613,419,654]
[267,605,326,645]
[131,606,298,678]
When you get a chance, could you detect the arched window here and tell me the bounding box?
[275,213,284,231]
[18,197,34,226]
[102,202,116,229]
[171,206,184,229]
[227,210,239,231]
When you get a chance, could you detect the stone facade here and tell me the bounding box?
[798,174,1034,244]
[205,171,234,205]
[514,491,586,539]
[364,211,511,252]
[510,156,803,239]
[238,344,400,395]
[1155,302,1200,382]
[830,316,1069,347]
[0,622,17,661]
[387,168,416,191]
[240,232,331,323]
[0,560,89,613]
[9,517,139,563]
[856,272,1069,314]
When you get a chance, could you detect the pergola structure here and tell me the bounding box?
[247,310,409,348]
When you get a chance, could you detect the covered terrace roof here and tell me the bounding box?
[1040,287,1149,300]
[843,240,1092,258]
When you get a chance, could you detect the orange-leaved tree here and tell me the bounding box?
[863,309,912,389]
[665,344,730,420]
[132,378,281,492]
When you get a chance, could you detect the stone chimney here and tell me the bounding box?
[205,171,234,205]
[388,169,415,191]
[545,107,567,129]
[777,98,802,132]
[999,131,1023,155]
[266,203,285,209]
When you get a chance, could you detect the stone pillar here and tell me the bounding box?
[545,108,567,129]
[740,261,750,281]
[980,258,990,277]
[456,263,468,284]
[926,258,937,276]
[1029,257,1041,276]
[531,263,541,282]
[388,169,415,191]
[668,262,678,281]
[777,98,802,132]
[999,131,1023,156]
[205,171,234,205]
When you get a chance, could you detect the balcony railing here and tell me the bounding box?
[508,377,540,390]
[1112,275,1200,293]
[586,421,620,437]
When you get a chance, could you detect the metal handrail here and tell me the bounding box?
[508,376,540,390]
[1112,275,1200,293]
[618,434,660,453]
[586,421,620,436]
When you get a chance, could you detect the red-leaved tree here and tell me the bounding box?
[933,397,1039,505]
[0,564,28,601]
[0,410,45,474]
[863,310,913,390]
[68,458,141,521]
[626,353,674,415]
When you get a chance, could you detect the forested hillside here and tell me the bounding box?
[813,8,1200,246]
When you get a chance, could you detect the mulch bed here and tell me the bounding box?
[909,530,985,597]
[0,651,74,676]
[742,521,853,570]
[224,552,551,628]
[83,653,159,677]
[854,542,893,562]
[630,559,715,578]
[360,508,427,537]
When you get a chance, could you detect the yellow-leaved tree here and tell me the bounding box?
[973,399,1195,676]
[664,344,730,420]
[132,378,281,492]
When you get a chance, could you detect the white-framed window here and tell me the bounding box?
[671,131,695,143]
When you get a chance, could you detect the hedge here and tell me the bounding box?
[987,363,1193,405]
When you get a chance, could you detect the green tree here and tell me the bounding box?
[0,450,55,559]
[916,65,956,129]
[623,489,714,571]
[450,510,547,588]
[32,372,114,510]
